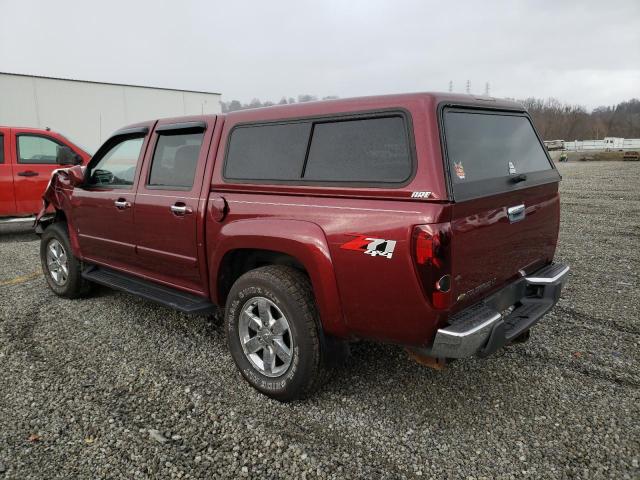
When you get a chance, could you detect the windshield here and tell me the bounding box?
[443,109,557,200]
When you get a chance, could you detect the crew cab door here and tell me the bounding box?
[70,126,152,269]
[11,130,69,215]
[0,129,17,216]
[132,118,214,294]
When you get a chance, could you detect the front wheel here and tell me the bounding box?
[40,223,90,298]
[225,265,327,401]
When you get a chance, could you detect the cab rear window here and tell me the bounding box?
[443,109,558,200]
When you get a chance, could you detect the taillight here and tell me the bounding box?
[413,223,452,309]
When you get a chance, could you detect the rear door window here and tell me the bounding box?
[148,132,204,189]
[443,109,558,200]
[303,116,411,183]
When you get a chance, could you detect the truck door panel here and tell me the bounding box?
[132,119,214,294]
[11,131,66,215]
[71,131,150,268]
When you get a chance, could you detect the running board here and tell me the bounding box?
[82,266,216,315]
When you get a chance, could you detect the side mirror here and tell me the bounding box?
[56,145,82,165]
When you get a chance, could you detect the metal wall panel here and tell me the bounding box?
[0,73,221,152]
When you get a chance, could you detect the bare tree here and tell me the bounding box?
[523,97,640,139]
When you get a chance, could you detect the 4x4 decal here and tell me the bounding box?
[340,235,397,259]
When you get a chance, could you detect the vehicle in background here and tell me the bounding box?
[603,137,624,151]
[0,127,90,221]
[35,93,569,401]
[543,139,564,151]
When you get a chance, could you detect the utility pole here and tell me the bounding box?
[448,80,453,93]
[466,80,471,94]
[484,82,490,96]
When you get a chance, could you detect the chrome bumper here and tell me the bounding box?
[423,262,569,359]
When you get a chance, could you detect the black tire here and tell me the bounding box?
[225,265,327,401]
[40,222,90,298]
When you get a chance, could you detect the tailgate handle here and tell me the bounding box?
[507,204,525,223]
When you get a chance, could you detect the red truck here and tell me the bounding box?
[36,93,569,401]
[0,126,90,220]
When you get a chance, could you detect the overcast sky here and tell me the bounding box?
[1,0,638,109]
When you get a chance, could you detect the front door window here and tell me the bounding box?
[87,137,144,188]
[17,135,61,164]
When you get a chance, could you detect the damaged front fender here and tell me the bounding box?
[34,165,85,234]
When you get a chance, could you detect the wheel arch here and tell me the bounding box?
[37,207,82,258]
[35,169,82,258]
[209,219,348,338]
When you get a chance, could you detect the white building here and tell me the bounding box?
[0,72,222,152]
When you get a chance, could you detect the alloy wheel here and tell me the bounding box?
[238,297,294,377]
[46,239,69,286]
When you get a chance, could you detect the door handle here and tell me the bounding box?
[171,203,193,216]
[17,170,39,177]
[114,199,131,209]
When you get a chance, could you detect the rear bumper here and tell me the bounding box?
[422,262,569,359]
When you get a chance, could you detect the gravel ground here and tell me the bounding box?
[0,161,638,479]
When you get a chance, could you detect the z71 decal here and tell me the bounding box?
[340,235,397,259]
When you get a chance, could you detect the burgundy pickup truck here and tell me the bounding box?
[36,93,569,401]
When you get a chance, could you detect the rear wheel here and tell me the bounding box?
[225,265,327,401]
[40,223,90,298]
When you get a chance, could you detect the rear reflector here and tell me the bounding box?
[432,291,451,309]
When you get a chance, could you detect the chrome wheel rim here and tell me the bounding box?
[238,297,293,378]
[46,239,69,286]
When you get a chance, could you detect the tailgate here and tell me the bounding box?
[441,107,561,309]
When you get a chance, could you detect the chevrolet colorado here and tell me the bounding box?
[36,93,569,400]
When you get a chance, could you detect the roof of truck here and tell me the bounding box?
[0,125,60,132]
[113,93,526,133]
[223,92,525,123]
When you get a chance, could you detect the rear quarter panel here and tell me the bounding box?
[206,95,452,345]
[206,194,451,345]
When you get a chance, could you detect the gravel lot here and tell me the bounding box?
[1,161,638,479]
